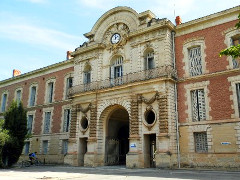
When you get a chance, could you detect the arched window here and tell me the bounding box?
[144,51,155,70]
[83,63,91,84]
[110,56,123,79]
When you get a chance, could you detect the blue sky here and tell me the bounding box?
[0,0,239,81]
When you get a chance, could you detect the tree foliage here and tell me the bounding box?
[0,119,10,168]
[220,14,240,59]
[1,101,27,167]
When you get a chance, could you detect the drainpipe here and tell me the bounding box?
[171,31,180,169]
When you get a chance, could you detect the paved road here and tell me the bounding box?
[0,165,240,180]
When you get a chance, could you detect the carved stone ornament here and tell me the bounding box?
[76,103,92,114]
[103,23,130,53]
[138,92,160,104]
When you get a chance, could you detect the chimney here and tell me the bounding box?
[13,69,21,77]
[66,51,72,60]
[175,16,182,25]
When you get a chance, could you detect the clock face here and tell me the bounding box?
[111,33,121,44]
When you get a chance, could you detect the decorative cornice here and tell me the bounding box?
[71,43,105,57]
[129,20,174,38]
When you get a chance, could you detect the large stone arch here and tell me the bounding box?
[85,6,139,42]
[96,98,131,158]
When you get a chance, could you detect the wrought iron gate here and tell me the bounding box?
[105,137,119,165]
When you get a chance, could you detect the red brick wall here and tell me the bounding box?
[0,66,73,135]
[176,20,238,123]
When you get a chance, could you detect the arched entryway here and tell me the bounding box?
[105,106,129,165]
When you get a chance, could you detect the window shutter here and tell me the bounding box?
[197,89,206,121]
[191,90,199,122]
[191,89,206,121]
[189,47,202,76]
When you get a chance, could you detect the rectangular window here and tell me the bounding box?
[231,37,240,68]
[191,89,206,122]
[194,132,208,153]
[84,72,91,84]
[24,142,30,155]
[67,77,73,88]
[16,90,22,104]
[29,86,36,106]
[42,140,48,154]
[27,115,33,134]
[1,93,7,112]
[44,112,51,134]
[63,109,71,132]
[188,47,202,76]
[62,140,68,155]
[47,82,54,103]
[145,52,155,70]
[114,66,123,78]
[236,83,240,117]
[65,77,73,98]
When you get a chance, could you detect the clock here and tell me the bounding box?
[111,33,121,44]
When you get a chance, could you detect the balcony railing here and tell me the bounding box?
[68,65,177,96]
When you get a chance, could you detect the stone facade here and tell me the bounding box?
[0,6,240,169]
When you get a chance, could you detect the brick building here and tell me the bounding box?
[0,6,239,168]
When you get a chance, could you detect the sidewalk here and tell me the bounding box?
[1,165,240,180]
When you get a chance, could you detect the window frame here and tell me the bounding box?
[184,81,210,122]
[194,132,208,153]
[190,88,206,122]
[228,75,240,118]
[144,51,155,70]
[63,108,71,133]
[63,73,74,100]
[110,56,123,79]
[61,139,68,155]
[28,83,38,107]
[42,140,49,155]
[223,28,240,69]
[0,91,8,113]
[45,78,56,104]
[42,107,54,134]
[182,38,206,78]
[15,88,23,104]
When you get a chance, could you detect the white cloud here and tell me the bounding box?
[0,22,85,51]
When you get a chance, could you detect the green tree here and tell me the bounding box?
[1,101,27,167]
[220,14,240,59]
[0,119,10,168]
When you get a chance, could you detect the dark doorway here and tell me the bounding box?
[105,108,129,166]
[79,138,87,166]
[144,134,156,168]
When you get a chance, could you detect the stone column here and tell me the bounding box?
[155,95,171,168]
[64,105,78,166]
[127,95,143,168]
[84,102,98,166]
